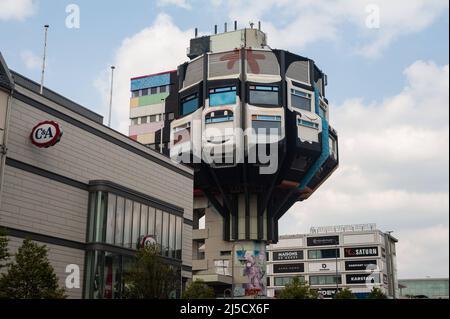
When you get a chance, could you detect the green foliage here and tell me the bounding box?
[182,280,215,299]
[123,245,179,299]
[277,277,319,299]
[367,287,387,299]
[0,228,9,270]
[335,288,356,299]
[0,238,66,299]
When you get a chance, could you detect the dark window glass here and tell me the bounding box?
[115,197,124,245]
[252,115,282,135]
[106,194,116,244]
[175,217,182,260]
[309,275,341,286]
[151,87,157,94]
[160,85,167,93]
[132,91,139,98]
[155,210,162,251]
[132,202,141,249]
[141,89,149,96]
[123,200,133,248]
[169,214,176,258]
[291,89,312,111]
[181,94,199,115]
[249,85,279,106]
[162,212,169,257]
[141,117,148,124]
[308,249,340,259]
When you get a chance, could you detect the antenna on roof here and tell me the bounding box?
[224,22,227,32]
[40,25,49,95]
[234,21,237,31]
[249,22,254,29]
[107,66,115,127]
[214,25,218,34]
[195,28,198,38]
[258,21,261,31]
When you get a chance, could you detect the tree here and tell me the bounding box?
[0,228,9,270]
[335,288,356,299]
[182,280,215,299]
[277,277,319,299]
[0,238,66,299]
[367,287,387,299]
[123,245,179,299]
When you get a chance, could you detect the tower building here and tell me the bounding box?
[129,25,339,297]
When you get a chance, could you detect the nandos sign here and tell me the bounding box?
[30,121,63,148]
[273,250,304,261]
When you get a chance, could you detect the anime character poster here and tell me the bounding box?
[235,242,267,297]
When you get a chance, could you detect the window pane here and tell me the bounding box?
[151,87,157,94]
[162,212,169,257]
[169,214,176,258]
[291,94,311,111]
[141,117,148,124]
[159,85,167,93]
[155,210,162,250]
[209,89,237,107]
[140,205,148,238]
[132,202,141,249]
[115,197,124,245]
[141,88,148,96]
[132,91,139,98]
[252,119,281,136]
[123,200,133,248]
[176,217,182,260]
[106,194,116,244]
[181,95,199,115]
[148,207,156,236]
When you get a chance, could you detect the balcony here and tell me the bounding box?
[193,228,209,240]
[192,259,208,271]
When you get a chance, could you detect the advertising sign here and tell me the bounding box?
[30,121,63,148]
[345,260,377,271]
[273,263,304,274]
[307,235,339,246]
[344,246,378,258]
[273,250,304,261]
[308,262,337,272]
[346,273,380,284]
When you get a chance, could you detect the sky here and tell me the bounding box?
[0,0,448,279]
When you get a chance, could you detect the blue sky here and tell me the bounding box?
[1,0,449,278]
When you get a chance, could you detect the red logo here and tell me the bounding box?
[220,49,266,74]
[30,121,63,148]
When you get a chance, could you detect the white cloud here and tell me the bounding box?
[219,0,448,57]
[157,0,191,10]
[95,13,192,133]
[280,60,449,278]
[20,50,41,70]
[0,0,37,21]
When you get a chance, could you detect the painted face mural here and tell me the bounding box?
[235,245,266,296]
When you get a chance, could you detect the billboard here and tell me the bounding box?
[273,250,304,261]
[273,263,305,274]
[344,247,378,258]
[346,273,380,284]
[307,235,339,246]
[345,260,377,271]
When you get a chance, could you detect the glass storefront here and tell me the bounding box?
[84,190,183,299]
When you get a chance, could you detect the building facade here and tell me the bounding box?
[0,52,194,298]
[399,278,449,299]
[266,224,399,299]
[129,25,339,298]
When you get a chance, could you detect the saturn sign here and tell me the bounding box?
[30,121,63,148]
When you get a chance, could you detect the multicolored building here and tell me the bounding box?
[129,70,178,153]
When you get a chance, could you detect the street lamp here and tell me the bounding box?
[335,244,339,297]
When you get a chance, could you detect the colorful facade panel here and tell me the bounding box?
[137,93,170,107]
[131,72,171,91]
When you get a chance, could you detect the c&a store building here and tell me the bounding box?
[0,53,194,298]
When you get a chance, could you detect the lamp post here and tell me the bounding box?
[335,244,339,298]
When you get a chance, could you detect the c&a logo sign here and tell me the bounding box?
[30,121,63,148]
